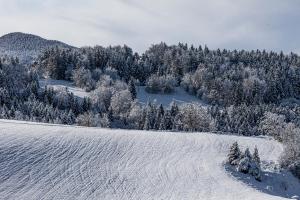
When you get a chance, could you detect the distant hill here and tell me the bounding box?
[0,32,75,63]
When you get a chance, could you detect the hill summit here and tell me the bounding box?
[0,32,74,63]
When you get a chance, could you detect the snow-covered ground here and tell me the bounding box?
[0,119,299,200]
[39,79,89,99]
[39,79,205,106]
[137,86,205,107]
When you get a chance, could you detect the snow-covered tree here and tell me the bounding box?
[234,147,262,181]
[154,104,164,129]
[145,74,176,94]
[249,161,262,181]
[72,67,95,91]
[253,146,261,167]
[237,148,252,174]
[180,103,210,132]
[143,114,151,130]
[228,142,241,165]
[76,112,98,127]
[110,90,132,117]
[128,79,137,100]
[259,112,286,141]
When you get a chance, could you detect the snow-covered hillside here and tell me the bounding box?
[0,120,299,200]
[0,32,74,63]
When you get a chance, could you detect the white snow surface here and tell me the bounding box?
[136,86,205,107]
[39,79,89,99]
[39,79,205,106]
[0,119,299,200]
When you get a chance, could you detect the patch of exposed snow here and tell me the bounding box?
[38,80,205,107]
[39,79,89,99]
[0,119,298,200]
[137,86,205,107]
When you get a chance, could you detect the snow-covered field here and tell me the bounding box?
[39,79,205,106]
[39,79,89,99]
[136,86,205,107]
[0,120,299,200]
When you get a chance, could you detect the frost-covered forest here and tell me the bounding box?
[0,42,300,179]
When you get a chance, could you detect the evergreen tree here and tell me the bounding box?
[228,141,241,165]
[237,148,252,174]
[143,114,151,130]
[128,79,137,100]
[253,146,261,167]
[154,104,164,129]
[1,104,9,119]
[170,102,179,117]
[164,111,173,130]
[82,97,91,112]
[67,110,75,125]
[243,148,252,159]
[107,107,114,123]
[159,114,167,130]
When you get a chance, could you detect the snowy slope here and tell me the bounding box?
[39,79,89,99]
[137,86,205,107]
[0,120,299,200]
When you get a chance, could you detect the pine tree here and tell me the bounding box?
[82,97,91,112]
[159,114,166,130]
[248,147,262,181]
[159,111,173,130]
[1,104,9,119]
[67,110,75,125]
[253,146,261,167]
[228,142,241,165]
[243,148,252,159]
[128,79,137,100]
[237,148,252,174]
[154,104,164,129]
[143,114,151,130]
[170,102,179,117]
[107,107,114,123]
[100,114,111,128]
[173,113,183,131]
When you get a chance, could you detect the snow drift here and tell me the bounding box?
[0,120,299,200]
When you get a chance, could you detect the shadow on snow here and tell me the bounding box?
[225,162,300,199]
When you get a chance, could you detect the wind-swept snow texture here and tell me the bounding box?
[0,120,299,200]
